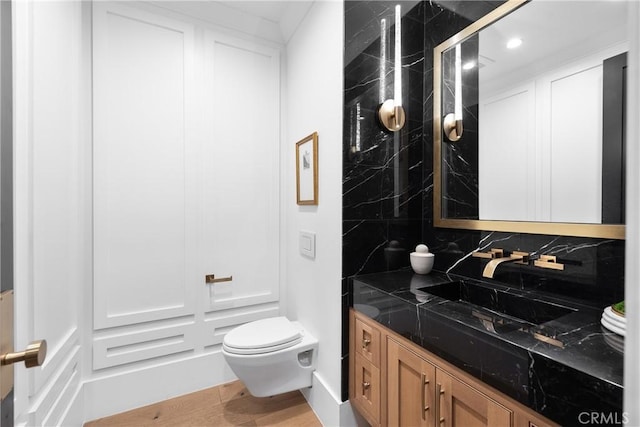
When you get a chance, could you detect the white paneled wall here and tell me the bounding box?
[12,0,348,425]
[93,4,198,330]
[547,64,603,223]
[284,2,348,426]
[479,44,626,223]
[202,32,280,313]
[15,1,285,424]
[479,83,535,221]
[91,1,281,379]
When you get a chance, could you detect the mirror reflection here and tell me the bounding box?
[439,0,628,227]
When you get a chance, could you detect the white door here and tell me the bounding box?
[9,1,88,425]
[1,2,14,425]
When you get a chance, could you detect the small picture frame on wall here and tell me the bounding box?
[296,132,318,205]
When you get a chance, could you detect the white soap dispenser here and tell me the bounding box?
[410,244,435,275]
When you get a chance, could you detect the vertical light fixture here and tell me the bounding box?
[349,102,363,157]
[379,18,387,104]
[378,4,405,132]
[443,43,463,141]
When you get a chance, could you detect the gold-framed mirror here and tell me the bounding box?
[433,0,626,240]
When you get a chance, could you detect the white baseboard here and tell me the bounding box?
[301,371,360,427]
[82,352,236,423]
[68,353,355,426]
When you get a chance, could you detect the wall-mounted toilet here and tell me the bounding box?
[222,316,318,397]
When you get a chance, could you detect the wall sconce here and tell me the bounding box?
[378,5,405,132]
[349,102,362,158]
[443,43,463,142]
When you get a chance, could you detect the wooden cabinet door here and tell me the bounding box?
[353,353,381,426]
[436,369,513,427]
[387,338,436,427]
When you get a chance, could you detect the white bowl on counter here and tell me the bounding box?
[410,252,434,274]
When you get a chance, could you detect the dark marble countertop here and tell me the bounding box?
[352,269,624,426]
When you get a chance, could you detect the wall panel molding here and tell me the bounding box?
[202,31,281,313]
[29,346,81,427]
[33,327,78,393]
[93,322,196,370]
[92,3,198,329]
[203,303,280,349]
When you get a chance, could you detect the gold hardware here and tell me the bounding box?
[443,113,463,142]
[534,255,565,271]
[205,274,233,284]
[362,381,371,395]
[472,248,504,259]
[378,100,406,132]
[1,340,47,369]
[482,251,530,278]
[361,338,371,349]
[421,373,429,420]
[436,383,444,424]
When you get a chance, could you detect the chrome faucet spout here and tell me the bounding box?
[482,251,530,278]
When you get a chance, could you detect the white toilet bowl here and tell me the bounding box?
[222,316,318,397]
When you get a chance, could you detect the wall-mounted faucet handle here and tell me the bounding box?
[534,255,565,271]
[510,251,531,263]
[472,248,504,259]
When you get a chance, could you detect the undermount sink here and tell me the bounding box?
[419,281,575,326]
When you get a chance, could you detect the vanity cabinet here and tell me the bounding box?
[352,315,383,426]
[350,309,557,427]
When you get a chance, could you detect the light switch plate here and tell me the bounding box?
[299,231,316,259]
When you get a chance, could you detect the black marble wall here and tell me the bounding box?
[342,0,625,402]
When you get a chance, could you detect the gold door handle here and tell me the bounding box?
[205,274,233,284]
[1,340,47,368]
[361,338,371,349]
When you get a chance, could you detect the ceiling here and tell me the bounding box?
[152,0,314,43]
[216,1,294,23]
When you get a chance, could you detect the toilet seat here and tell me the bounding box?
[222,317,303,355]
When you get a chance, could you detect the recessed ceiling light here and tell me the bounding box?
[506,38,522,49]
[463,61,476,70]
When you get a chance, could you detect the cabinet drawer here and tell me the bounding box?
[355,315,381,366]
[354,352,381,425]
